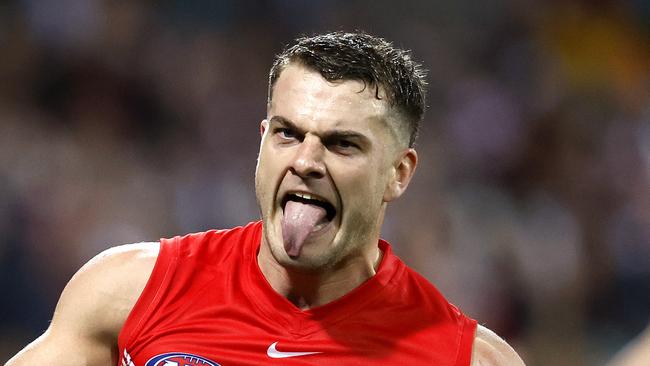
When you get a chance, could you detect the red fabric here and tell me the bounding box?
[118,221,477,365]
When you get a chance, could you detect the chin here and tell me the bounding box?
[281,253,338,273]
[269,233,340,272]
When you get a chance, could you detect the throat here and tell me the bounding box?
[286,290,318,311]
[283,273,349,310]
[257,242,384,310]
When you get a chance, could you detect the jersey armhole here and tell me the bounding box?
[117,237,178,349]
[455,315,478,366]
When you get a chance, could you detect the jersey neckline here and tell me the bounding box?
[242,221,405,337]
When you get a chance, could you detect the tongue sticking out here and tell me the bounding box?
[282,200,328,258]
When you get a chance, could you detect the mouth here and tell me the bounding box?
[281,192,337,223]
[278,190,338,258]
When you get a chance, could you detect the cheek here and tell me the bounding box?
[335,162,384,201]
[258,144,282,176]
[256,148,277,195]
[361,165,392,206]
[256,145,292,199]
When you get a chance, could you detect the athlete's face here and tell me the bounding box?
[255,63,417,271]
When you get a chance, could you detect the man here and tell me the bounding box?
[6,32,524,365]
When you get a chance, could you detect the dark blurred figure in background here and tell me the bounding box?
[1,1,648,365]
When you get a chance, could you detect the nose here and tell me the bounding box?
[291,135,326,179]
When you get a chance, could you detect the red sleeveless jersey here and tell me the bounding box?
[118,221,477,365]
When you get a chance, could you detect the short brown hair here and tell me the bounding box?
[268,31,427,147]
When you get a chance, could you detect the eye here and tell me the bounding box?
[275,127,298,140]
[337,139,356,149]
[328,138,360,154]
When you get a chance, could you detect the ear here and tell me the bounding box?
[383,148,418,202]
[260,119,269,136]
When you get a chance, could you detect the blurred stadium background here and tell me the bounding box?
[1,1,649,365]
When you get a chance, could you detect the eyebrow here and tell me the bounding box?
[268,115,371,145]
[269,116,303,134]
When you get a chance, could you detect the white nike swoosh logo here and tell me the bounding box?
[266,342,323,358]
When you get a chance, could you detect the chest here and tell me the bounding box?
[120,295,463,366]
[118,239,468,366]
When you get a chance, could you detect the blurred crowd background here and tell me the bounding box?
[1,0,649,365]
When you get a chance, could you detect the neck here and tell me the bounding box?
[257,241,383,310]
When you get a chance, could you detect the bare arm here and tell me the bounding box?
[5,243,158,366]
[607,324,650,366]
[470,325,525,366]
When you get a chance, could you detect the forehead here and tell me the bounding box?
[269,64,391,133]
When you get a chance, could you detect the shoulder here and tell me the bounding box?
[5,242,160,364]
[55,242,160,337]
[607,324,650,366]
[73,242,160,293]
[470,325,525,366]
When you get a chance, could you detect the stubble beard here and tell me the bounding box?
[261,203,380,275]
[255,165,384,274]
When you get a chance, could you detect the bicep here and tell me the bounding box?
[5,282,117,366]
[5,328,116,366]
